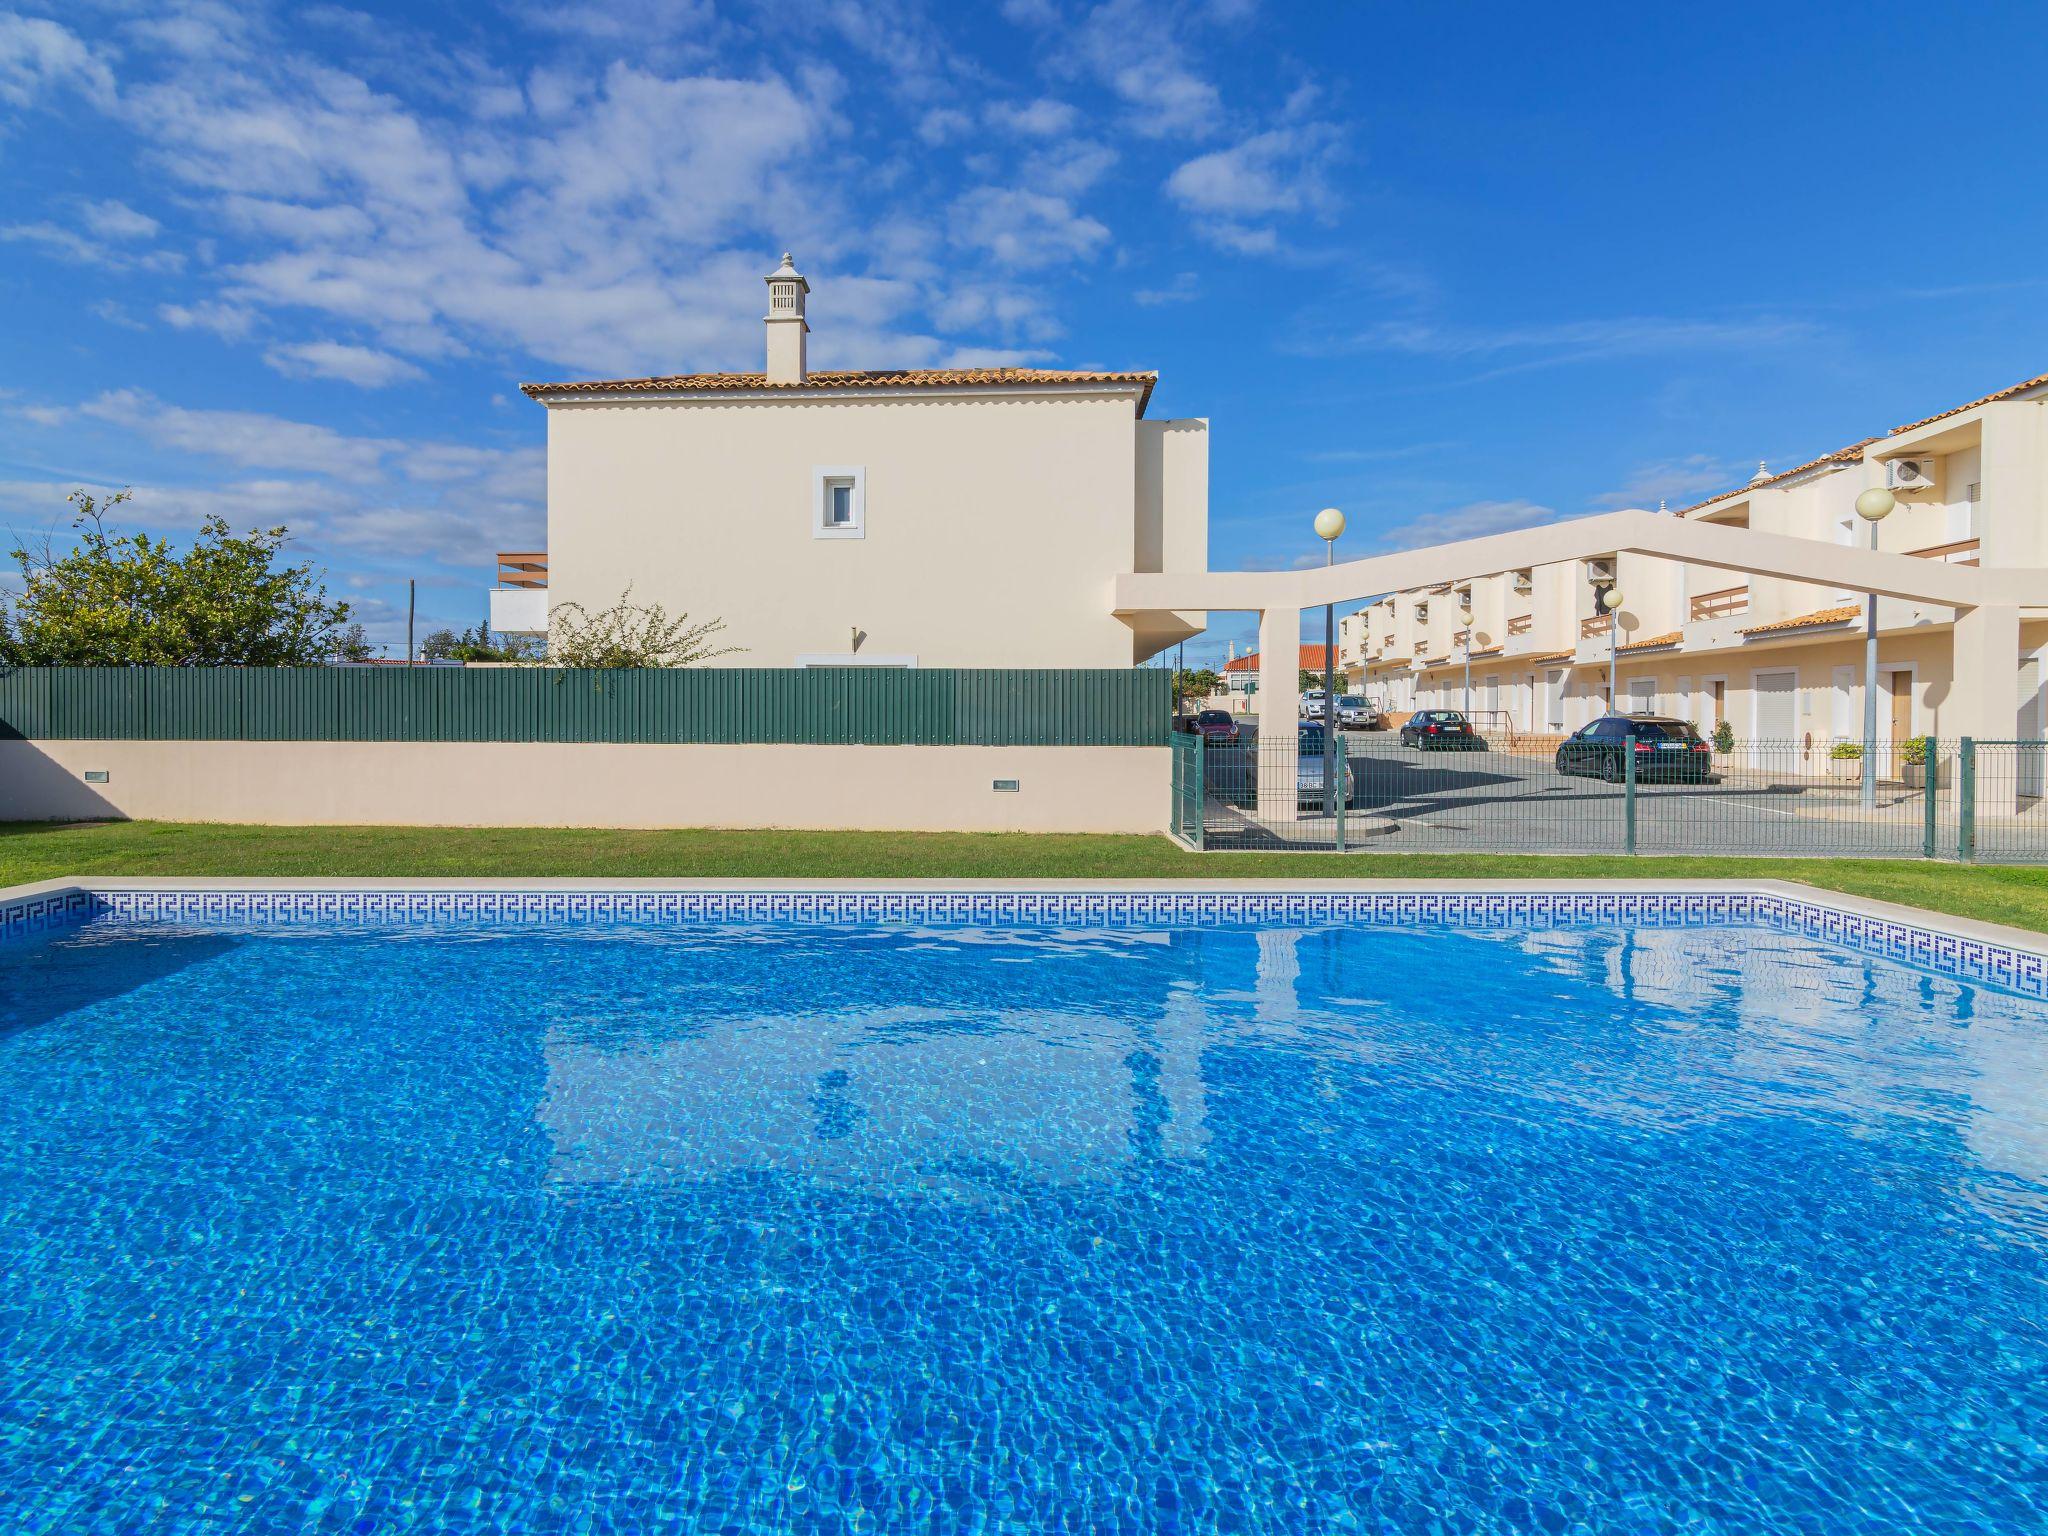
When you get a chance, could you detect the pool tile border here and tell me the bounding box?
[4,880,2046,1000]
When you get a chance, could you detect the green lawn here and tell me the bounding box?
[6,819,2048,935]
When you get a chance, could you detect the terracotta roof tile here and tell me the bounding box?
[1676,442,1875,517]
[1520,649,1576,663]
[1618,630,1683,652]
[522,366,1157,414]
[1890,369,2048,435]
[1677,367,2048,517]
[1223,645,1332,674]
[1738,604,1860,637]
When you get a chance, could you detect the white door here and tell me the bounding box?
[1753,670,1797,754]
[1626,678,1655,714]
[1543,670,1565,731]
[1831,665,1855,744]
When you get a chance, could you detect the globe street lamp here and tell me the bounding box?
[1459,601,1475,718]
[1602,584,1625,710]
[1854,486,1896,812]
[1315,508,1345,822]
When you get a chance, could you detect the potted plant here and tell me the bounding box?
[1828,741,1863,781]
[1901,736,1943,789]
[1711,719,1735,757]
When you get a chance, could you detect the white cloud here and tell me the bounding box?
[0,220,183,272]
[1072,0,1222,139]
[69,389,401,481]
[1167,125,1338,217]
[1370,499,1558,553]
[988,97,1078,137]
[80,200,162,241]
[916,106,971,145]
[1592,454,1740,510]
[952,187,1109,269]
[1331,315,1820,371]
[1134,271,1199,306]
[159,299,260,339]
[0,15,114,107]
[264,340,428,387]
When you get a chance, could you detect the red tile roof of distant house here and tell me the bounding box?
[521,367,1158,414]
[1223,645,1336,674]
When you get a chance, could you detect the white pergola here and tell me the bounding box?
[1117,508,2048,818]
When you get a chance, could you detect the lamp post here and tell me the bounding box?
[1854,486,1896,812]
[1602,584,1625,710]
[1459,602,1475,718]
[1315,508,1345,818]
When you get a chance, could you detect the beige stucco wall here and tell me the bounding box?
[544,390,1181,669]
[0,742,1169,834]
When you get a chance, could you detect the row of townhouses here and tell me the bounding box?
[1338,369,2047,751]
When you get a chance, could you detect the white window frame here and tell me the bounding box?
[813,465,865,540]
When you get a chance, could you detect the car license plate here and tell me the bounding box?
[1658,743,1683,750]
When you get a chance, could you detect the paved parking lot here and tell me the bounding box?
[1199,733,1948,856]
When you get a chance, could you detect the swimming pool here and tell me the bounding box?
[2,886,2044,1533]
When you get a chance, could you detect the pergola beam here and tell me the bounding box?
[1114,508,2040,614]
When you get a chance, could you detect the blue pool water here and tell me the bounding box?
[1,915,2045,1534]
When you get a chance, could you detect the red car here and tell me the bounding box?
[1185,708,1240,742]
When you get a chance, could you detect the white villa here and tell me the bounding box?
[496,254,1208,669]
[1343,369,2048,751]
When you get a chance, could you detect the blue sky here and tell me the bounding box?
[2,1,2045,661]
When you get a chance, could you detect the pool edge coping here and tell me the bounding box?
[4,873,2047,965]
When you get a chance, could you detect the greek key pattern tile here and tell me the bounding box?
[4,885,2043,998]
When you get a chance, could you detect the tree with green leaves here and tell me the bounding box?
[420,623,542,664]
[1172,667,1222,711]
[0,490,368,665]
[546,588,737,668]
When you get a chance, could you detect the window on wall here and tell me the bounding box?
[813,467,865,540]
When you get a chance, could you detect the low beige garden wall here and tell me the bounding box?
[0,741,1169,834]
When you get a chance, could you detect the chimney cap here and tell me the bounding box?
[767,251,808,289]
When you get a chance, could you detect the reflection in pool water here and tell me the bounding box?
[1,917,2044,1533]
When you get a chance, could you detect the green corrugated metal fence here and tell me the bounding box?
[0,667,1170,747]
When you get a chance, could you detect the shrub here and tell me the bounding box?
[1829,741,1863,761]
[1711,719,1735,755]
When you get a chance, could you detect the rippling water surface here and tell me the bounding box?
[2,917,2045,1534]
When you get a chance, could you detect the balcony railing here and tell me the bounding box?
[497,551,548,589]
[1415,640,1431,655]
[1906,538,1980,566]
[1690,586,1749,621]
[1506,613,1533,636]
[1580,614,1612,639]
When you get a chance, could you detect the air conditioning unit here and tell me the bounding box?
[1583,556,1616,583]
[1886,457,1938,492]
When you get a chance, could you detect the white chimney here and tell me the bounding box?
[764,251,809,384]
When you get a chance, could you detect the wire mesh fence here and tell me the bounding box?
[1171,721,2048,861]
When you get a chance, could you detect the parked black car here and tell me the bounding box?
[1399,709,1483,750]
[1555,715,1713,782]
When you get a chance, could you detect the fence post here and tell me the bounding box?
[1921,736,1937,859]
[1623,735,1637,855]
[1334,736,1346,854]
[1192,732,1205,851]
[1958,738,1976,862]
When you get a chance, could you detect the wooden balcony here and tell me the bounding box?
[1906,538,1980,566]
[497,551,548,589]
[1580,614,1612,639]
[1506,613,1533,636]
[1689,586,1749,621]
